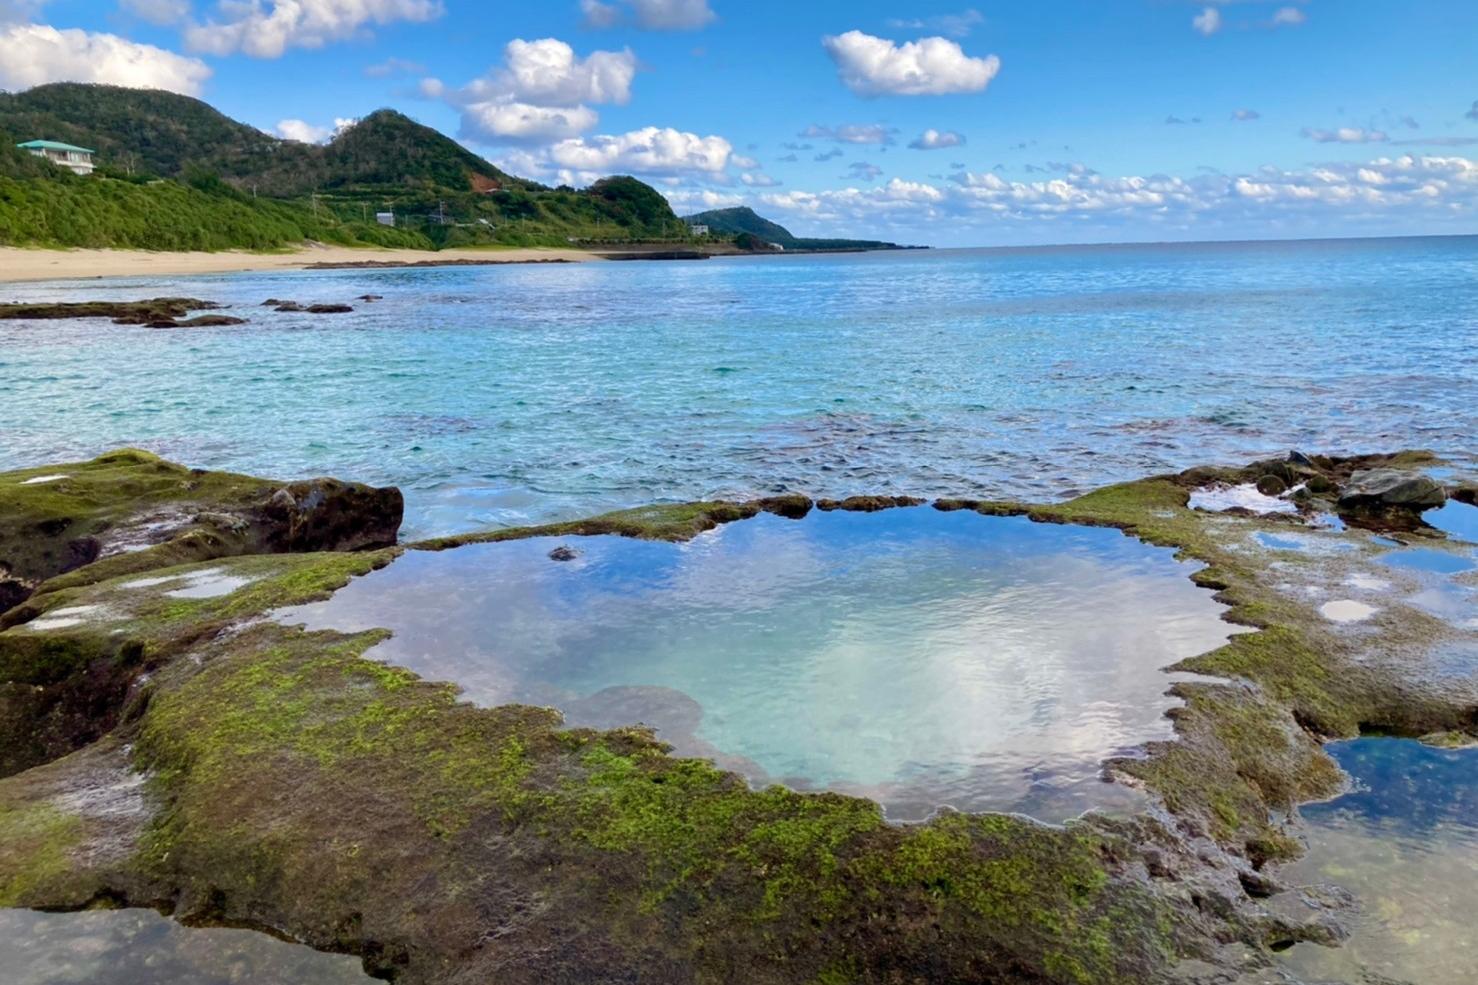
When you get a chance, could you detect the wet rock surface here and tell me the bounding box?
[0,449,1473,985]
[0,299,226,325]
[1339,469,1446,510]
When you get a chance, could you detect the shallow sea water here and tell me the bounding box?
[2,236,1475,539]
[279,508,1233,820]
[0,908,371,984]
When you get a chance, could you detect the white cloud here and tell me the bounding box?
[120,0,191,25]
[801,123,896,145]
[0,22,211,94]
[753,154,1478,239]
[1192,7,1221,36]
[364,56,424,77]
[468,38,635,107]
[275,116,356,143]
[433,38,636,144]
[462,101,599,142]
[885,9,983,39]
[822,30,999,97]
[740,171,780,187]
[184,0,443,59]
[909,128,965,150]
[663,187,742,212]
[582,0,714,31]
[547,126,733,176]
[848,161,883,182]
[1233,108,1261,121]
[1271,6,1306,27]
[1302,126,1389,144]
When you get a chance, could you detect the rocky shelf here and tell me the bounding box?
[1,449,1474,984]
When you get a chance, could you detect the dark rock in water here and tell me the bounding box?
[1255,475,1289,497]
[146,315,247,329]
[755,494,813,520]
[1288,450,1315,467]
[357,294,384,302]
[0,298,222,325]
[262,298,285,306]
[548,546,579,562]
[1339,470,1446,511]
[276,302,354,314]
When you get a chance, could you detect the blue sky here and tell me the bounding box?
[3,0,1478,245]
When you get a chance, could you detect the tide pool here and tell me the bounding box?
[278,508,1233,820]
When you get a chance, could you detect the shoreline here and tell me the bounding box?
[0,244,606,283]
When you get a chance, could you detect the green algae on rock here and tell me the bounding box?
[0,449,1472,984]
[0,449,403,617]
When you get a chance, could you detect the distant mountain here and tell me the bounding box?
[683,206,909,252]
[0,83,690,250]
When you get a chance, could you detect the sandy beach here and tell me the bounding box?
[0,244,602,283]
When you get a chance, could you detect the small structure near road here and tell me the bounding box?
[17,140,96,175]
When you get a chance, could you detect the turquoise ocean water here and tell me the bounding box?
[2,236,1475,538]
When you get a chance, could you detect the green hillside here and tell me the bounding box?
[684,206,904,252]
[0,84,692,251]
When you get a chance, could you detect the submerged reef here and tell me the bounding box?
[0,450,1473,984]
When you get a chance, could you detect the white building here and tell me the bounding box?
[17,140,96,176]
[688,223,710,236]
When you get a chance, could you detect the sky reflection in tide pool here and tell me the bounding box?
[2,238,1476,539]
[0,908,371,985]
[280,509,1232,820]
[1277,739,1478,985]
[1427,501,1478,543]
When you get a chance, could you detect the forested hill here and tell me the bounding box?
[683,206,907,252]
[0,83,691,250]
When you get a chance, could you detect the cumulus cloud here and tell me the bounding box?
[801,123,897,145]
[185,0,443,59]
[752,154,1478,240]
[0,22,211,94]
[909,128,965,150]
[847,161,884,182]
[1302,126,1389,144]
[582,0,714,31]
[1192,7,1221,36]
[740,171,780,187]
[821,30,999,97]
[1270,6,1305,27]
[547,126,734,177]
[431,38,636,144]
[120,0,192,25]
[276,116,356,143]
[1233,108,1261,121]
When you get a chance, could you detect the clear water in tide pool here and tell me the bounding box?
[1275,738,1478,985]
[0,908,371,984]
[278,508,1234,821]
[2,236,1476,539]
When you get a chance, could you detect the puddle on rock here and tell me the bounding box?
[279,509,1234,821]
[119,567,255,599]
[1319,600,1377,624]
[1381,548,1476,576]
[0,908,372,985]
[1276,739,1478,985]
[1427,500,1478,543]
[1190,484,1299,515]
